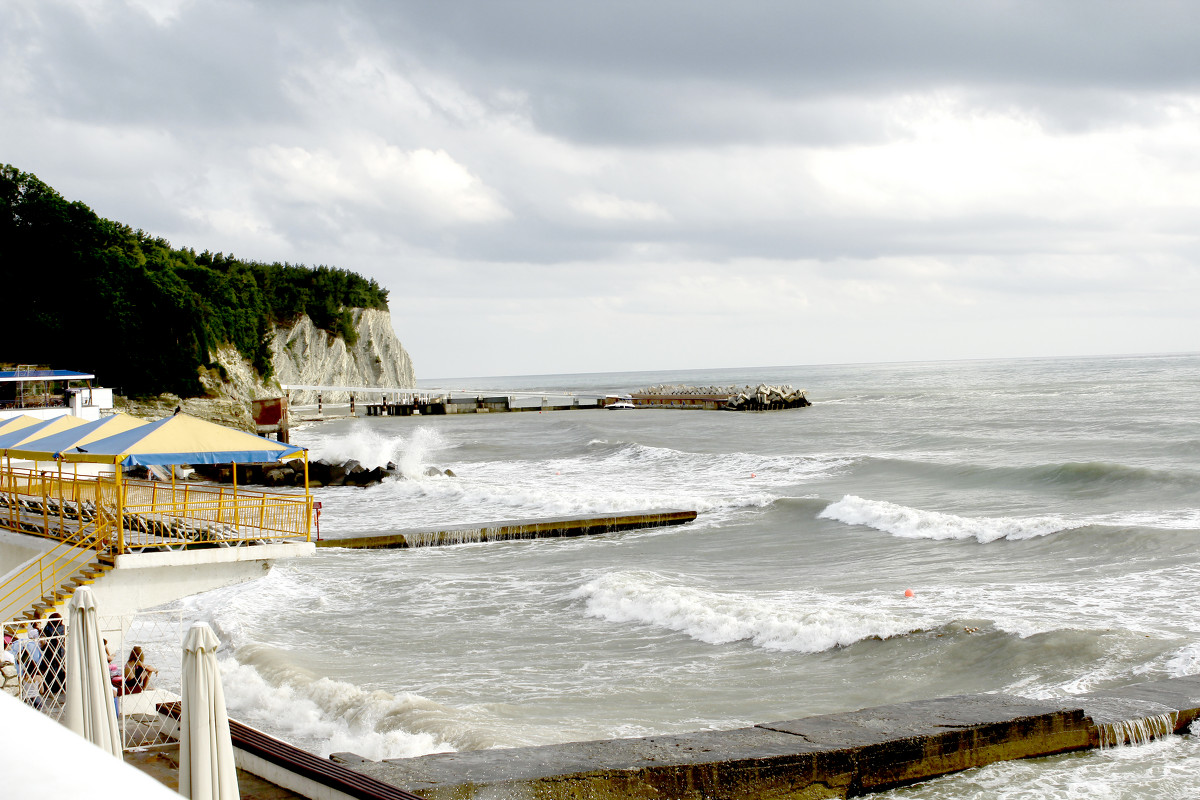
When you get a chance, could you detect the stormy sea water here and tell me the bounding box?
[183,353,1200,797]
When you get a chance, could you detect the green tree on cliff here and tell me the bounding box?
[0,164,388,395]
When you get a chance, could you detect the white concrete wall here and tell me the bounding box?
[0,530,54,577]
[90,542,315,619]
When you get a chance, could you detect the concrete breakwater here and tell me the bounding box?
[331,674,1200,799]
[315,510,698,549]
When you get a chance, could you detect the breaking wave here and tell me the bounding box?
[308,424,451,478]
[572,571,919,653]
[219,642,493,760]
[818,495,1080,542]
[818,495,1200,543]
[315,439,847,533]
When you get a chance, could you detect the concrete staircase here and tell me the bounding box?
[21,553,117,620]
[1,543,116,623]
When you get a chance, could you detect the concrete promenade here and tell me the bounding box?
[315,510,698,549]
[329,675,1200,799]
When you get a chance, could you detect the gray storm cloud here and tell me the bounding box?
[2,0,1197,375]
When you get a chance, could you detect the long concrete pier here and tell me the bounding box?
[329,674,1200,799]
[315,510,698,549]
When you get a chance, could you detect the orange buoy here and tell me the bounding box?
[904,588,915,598]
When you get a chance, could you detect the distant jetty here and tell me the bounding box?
[631,383,811,411]
[285,382,813,418]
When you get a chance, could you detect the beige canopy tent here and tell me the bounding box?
[0,415,43,436]
[4,412,149,463]
[0,414,311,552]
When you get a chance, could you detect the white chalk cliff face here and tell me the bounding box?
[120,308,415,430]
[270,308,416,404]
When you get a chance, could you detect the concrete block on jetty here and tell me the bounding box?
[633,383,811,411]
[331,674,1200,799]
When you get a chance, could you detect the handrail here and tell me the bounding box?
[0,536,103,621]
[0,464,311,553]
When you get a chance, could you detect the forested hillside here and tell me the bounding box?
[0,164,388,395]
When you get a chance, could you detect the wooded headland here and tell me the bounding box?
[1,164,388,397]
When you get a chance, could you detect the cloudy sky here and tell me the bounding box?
[4,1,1198,378]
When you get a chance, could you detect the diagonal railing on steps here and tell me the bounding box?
[0,537,114,622]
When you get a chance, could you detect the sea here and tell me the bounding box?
[181,352,1200,798]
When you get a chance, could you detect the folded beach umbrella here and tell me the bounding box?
[180,622,239,800]
[6,412,150,461]
[60,412,304,466]
[0,415,88,452]
[64,586,122,758]
[0,414,42,436]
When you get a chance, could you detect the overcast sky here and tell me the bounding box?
[4,1,1198,378]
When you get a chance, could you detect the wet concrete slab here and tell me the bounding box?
[126,745,306,800]
[331,694,1092,799]
[316,510,698,549]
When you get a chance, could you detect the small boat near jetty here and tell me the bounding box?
[605,395,636,410]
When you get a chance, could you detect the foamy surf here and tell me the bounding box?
[310,438,839,533]
[572,571,921,653]
[308,424,452,479]
[219,644,500,759]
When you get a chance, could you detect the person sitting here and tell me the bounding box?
[38,612,67,697]
[10,629,43,708]
[123,646,158,695]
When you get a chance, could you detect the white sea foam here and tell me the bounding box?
[1162,643,1200,678]
[314,440,842,533]
[873,732,1200,800]
[218,655,458,759]
[309,423,451,478]
[572,571,919,653]
[818,495,1082,542]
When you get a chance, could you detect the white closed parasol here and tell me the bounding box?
[64,586,122,757]
[180,622,239,800]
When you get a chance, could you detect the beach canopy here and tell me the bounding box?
[64,586,122,759]
[61,412,304,466]
[0,368,94,382]
[0,415,42,436]
[0,415,89,452]
[5,413,150,461]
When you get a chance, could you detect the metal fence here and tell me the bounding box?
[121,478,311,550]
[0,465,311,553]
[3,609,185,751]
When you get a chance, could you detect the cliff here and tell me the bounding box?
[118,308,415,429]
[270,308,416,405]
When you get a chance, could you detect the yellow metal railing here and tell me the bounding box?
[119,478,311,549]
[0,464,311,553]
[0,521,106,621]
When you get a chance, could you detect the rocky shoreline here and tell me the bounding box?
[173,459,455,489]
